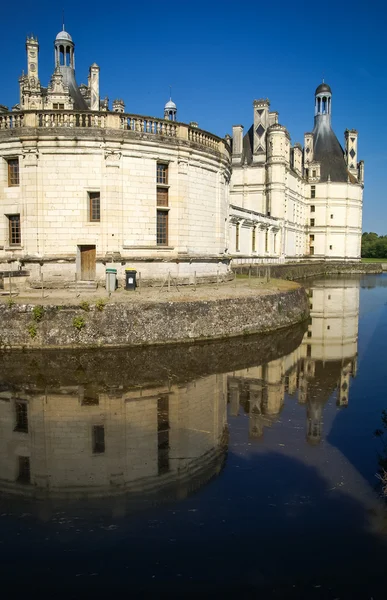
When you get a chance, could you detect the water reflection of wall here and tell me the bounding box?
[0,375,227,505]
[228,278,359,444]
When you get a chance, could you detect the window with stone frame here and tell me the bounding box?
[252,227,256,252]
[92,425,105,454]
[156,163,169,245]
[235,223,240,251]
[310,218,315,227]
[157,210,168,245]
[7,158,19,186]
[311,185,316,199]
[14,401,28,433]
[18,456,31,484]
[8,214,21,246]
[88,192,100,222]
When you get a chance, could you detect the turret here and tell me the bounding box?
[26,35,39,81]
[345,129,358,178]
[88,63,100,111]
[252,98,270,163]
[164,97,177,121]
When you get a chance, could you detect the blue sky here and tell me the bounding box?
[1,0,386,233]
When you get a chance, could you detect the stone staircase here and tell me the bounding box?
[67,281,98,292]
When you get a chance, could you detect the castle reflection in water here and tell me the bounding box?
[0,278,359,514]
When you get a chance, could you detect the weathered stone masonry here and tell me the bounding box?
[0,287,309,349]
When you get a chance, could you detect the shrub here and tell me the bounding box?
[73,316,86,331]
[28,323,37,339]
[32,305,44,322]
[79,301,90,312]
[95,298,106,312]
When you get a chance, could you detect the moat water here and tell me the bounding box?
[0,274,387,599]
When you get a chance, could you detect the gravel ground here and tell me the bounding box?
[0,278,300,306]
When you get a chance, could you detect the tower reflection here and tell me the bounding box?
[227,278,359,444]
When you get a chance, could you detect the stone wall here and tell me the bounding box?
[0,287,308,349]
[232,261,383,280]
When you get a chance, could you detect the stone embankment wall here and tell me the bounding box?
[233,261,383,280]
[0,287,308,349]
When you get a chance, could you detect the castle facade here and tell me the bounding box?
[0,27,363,288]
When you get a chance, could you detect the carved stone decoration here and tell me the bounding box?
[22,146,39,166]
[104,149,122,167]
[178,159,188,175]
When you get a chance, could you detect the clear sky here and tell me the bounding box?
[1,0,386,233]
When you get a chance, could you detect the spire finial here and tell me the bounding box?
[62,9,65,30]
[169,85,172,101]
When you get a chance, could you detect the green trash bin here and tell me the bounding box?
[125,269,137,291]
[106,268,117,294]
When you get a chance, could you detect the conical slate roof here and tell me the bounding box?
[313,118,355,183]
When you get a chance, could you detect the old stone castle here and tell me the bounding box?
[0,27,363,287]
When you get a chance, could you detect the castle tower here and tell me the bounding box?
[164,97,177,121]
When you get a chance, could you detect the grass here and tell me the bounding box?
[361,258,386,263]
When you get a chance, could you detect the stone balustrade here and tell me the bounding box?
[0,110,229,155]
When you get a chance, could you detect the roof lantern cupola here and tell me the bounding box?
[164,96,177,121]
[314,81,332,125]
[55,25,75,69]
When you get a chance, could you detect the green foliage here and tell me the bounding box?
[95,298,106,312]
[27,323,37,339]
[79,301,90,312]
[73,316,86,331]
[32,305,44,322]
[7,298,15,307]
[361,232,387,259]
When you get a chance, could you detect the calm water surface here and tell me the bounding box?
[0,274,387,599]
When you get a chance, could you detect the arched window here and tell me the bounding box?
[60,45,65,66]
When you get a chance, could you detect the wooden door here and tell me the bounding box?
[80,245,96,281]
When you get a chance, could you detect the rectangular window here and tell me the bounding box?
[235,223,240,251]
[157,210,168,245]
[312,169,316,178]
[311,185,316,199]
[310,218,315,227]
[329,245,333,250]
[156,187,168,207]
[157,163,168,184]
[307,330,312,338]
[265,229,269,252]
[252,227,256,252]
[307,344,312,357]
[158,395,170,475]
[18,456,31,484]
[309,234,315,242]
[330,214,333,219]
[310,246,314,255]
[7,158,19,186]
[81,384,99,406]
[88,192,100,222]
[92,425,105,454]
[311,205,315,212]
[8,215,21,246]
[53,103,65,110]
[15,401,28,433]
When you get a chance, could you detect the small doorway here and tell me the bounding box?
[79,245,96,281]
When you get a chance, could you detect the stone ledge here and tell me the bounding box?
[0,286,309,349]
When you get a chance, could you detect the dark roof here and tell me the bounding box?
[313,118,356,183]
[59,66,88,110]
[315,82,332,95]
[242,125,254,165]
